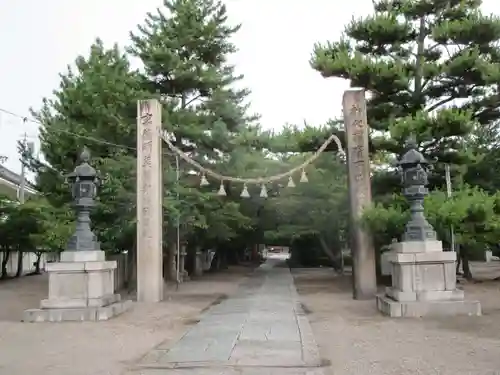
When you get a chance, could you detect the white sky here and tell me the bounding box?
[0,0,498,175]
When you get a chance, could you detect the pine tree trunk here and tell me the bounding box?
[15,250,23,277]
[319,236,338,269]
[461,248,473,280]
[220,248,228,269]
[1,250,11,279]
[34,252,42,274]
[211,249,222,271]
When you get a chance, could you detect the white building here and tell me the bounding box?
[0,164,40,276]
[0,164,37,200]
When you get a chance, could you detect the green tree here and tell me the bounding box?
[128,0,266,272]
[0,195,19,278]
[25,198,74,274]
[462,119,500,192]
[249,121,350,267]
[362,186,500,279]
[29,39,144,254]
[312,0,500,188]
[271,156,348,262]
[309,0,500,276]
[0,196,65,278]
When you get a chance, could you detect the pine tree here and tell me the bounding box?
[128,0,263,267]
[128,0,259,154]
[313,0,500,274]
[30,39,144,251]
[312,0,500,170]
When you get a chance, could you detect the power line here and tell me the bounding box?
[0,105,335,189]
[0,107,136,152]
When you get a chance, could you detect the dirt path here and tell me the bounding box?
[292,267,500,375]
[0,265,256,375]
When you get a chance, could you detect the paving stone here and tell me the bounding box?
[230,339,304,367]
[135,258,324,375]
[128,367,323,375]
[198,312,247,327]
[246,311,296,323]
[160,334,238,363]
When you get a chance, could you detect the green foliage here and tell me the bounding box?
[262,152,349,253]
[361,197,408,249]
[310,0,500,266]
[462,119,500,192]
[128,0,260,152]
[311,0,500,165]
[127,0,270,248]
[0,196,28,250]
[0,195,72,253]
[21,0,500,273]
[29,39,142,251]
[425,186,500,247]
[27,0,270,255]
[24,198,74,252]
[362,186,500,254]
[269,121,346,153]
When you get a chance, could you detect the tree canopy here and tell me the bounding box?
[4,0,500,283]
[310,0,500,275]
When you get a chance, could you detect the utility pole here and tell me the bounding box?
[175,154,181,290]
[15,132,29,277]
[0,113,7,164]
[445,164,455,252]
[18,131,36,203]
[19,132,27,204]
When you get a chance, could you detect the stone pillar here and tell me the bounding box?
[22,150,131,322]
[194,248,203,277]
[136,99,163,302]
[179,244,189,281]
[167,244,177,281]
[342,88,377,300]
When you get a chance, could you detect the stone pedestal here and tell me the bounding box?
[193,251,203,277]
[179,250,189,281]
[380,251,392,276]
[166,248,177,281]
[377,241,481,318]
[23,251,132,322]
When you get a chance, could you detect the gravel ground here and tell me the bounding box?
[292,264,500,375]
[0,266,256,375]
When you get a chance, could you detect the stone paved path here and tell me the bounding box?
[130,257,324,375]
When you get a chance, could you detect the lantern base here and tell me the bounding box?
[377,240,481,318]
[66,230,101,253]
[60,250,105,262]
[376,295,481,318]
[193,251,204,277]
[23,299,132,323]
[402,221,437,242]
[22,257,132,323]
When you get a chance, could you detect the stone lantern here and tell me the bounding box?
[23,148,131,322]
[66,148,101,253]
[398,137,437,242]
[376,136,481,318]
[178,240,189,282]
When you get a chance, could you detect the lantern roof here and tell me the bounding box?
[398,135,428,167]
[67,148,97,180]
